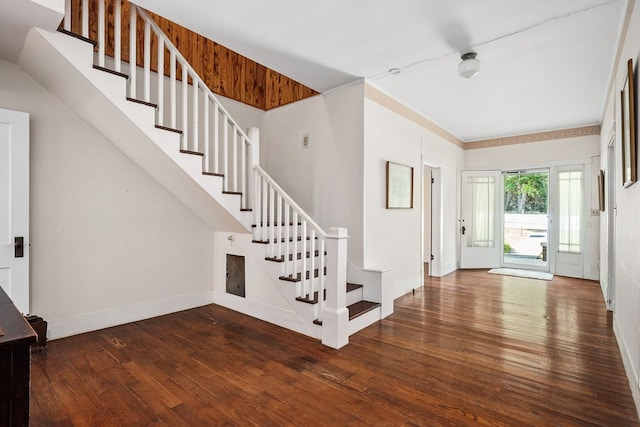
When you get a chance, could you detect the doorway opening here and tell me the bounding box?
[423,165,442,277]
[502,169,549,271]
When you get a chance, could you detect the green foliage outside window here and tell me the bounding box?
[504,173,548,214]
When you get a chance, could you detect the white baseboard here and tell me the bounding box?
[47,291,214,340]
[613,316,640,419]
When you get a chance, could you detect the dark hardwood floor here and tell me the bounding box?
[30,270,640,426]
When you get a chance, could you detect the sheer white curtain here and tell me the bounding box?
[558,170,583,253]
[467,176,495,247]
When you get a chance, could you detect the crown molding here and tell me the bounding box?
[363,83,464,149]
[464,125,601,150]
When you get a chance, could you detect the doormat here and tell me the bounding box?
[488,268,553,281]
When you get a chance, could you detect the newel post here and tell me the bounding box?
[247,127,260,214]
[322,227,349,349]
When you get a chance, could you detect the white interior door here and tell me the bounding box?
[0,108,30,314]
[554,165,584,278]
[606,143,616,309]
[460,170,501,269]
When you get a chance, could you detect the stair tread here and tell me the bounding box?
[180,149,204,157]
[94,65,128,79]
[347,283,363,292]
[348,301,380,320]
[314,299,380,325]
[293,283,365,305]
[57,28,97,46]
[279,268,326,282]
[295,289,326,304]
[126,97,157,108]
[155,124,182,134]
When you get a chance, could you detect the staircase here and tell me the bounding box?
[19,0,383,348]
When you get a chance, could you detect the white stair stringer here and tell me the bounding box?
[18,27,252,233]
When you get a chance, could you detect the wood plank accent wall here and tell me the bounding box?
[67,0,318,110]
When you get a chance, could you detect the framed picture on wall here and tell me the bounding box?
[598,169,605,212]
[621,58,637,188]
[386,161,413,209]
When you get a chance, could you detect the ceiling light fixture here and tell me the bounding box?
[458,52,480,79]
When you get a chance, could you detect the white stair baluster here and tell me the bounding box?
[203,97,210,172]
[97,0,105,67]
[129,6,136,99]
[143,20,150,102]
[276,194,282,261]
[310,229,316,303]
[253,173,260,241]
[64,0,71,31]
[169,50,176,129]
[82,0,88,38]
[301,222,308,298]
[261,176,268,243]
[114,0,121,73]
[157,37,164,126]
[181,64,188,150]
[292,212,298,282]
[222,118,228,190]
[232,126,238,192]
[192,78,198,153]
[284,202,291,276]
[269,186,275,258]
[213,104,219,173]
[241,137,247,207]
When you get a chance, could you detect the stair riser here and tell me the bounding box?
[346,287,363,306]
[348,307,381,336]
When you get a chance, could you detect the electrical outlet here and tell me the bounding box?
[591,209,600,216]
[302,134,310,148]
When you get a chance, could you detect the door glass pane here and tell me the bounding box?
[503,171,549,269]
[558,170,583,253]
[467,176,495,248]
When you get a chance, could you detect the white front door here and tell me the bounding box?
[0,108,30,314]
[554,165,584,278]
[460,170,502,269]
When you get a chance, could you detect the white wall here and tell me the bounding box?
[0,60,216,339]
[264,83,365,266]
[601,0,640,411]
[263,81,463,299]
[363,97,464,297]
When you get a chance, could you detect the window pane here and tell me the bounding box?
[558,170,582,253]
[467,176,495,248]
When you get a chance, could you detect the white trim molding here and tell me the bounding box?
[465,125,601,150]
[47,291,215,340]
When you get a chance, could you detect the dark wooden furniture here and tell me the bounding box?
[0,287,36,427]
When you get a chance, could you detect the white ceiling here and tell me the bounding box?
[132,1,625,141]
